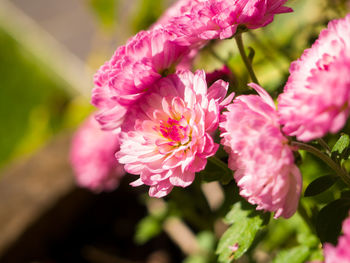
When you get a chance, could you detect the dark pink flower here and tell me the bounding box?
[70,115,125,192]
[92,27,191,131]
[172,0,292,43]
[220,84,301,218]
[206,65,234,86]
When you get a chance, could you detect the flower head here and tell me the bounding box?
[278,14,350,141]
[117,70,233,197]
[220,84,302,218]
[323,214,350,263]
[172,0,292,43]
[70,115,125,192]
[92,27,191,131]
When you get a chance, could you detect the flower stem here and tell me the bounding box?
[291,141,350,187]
[235,33,260,85]
[316,138,331,155]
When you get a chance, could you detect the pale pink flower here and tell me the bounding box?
[116,70,233,197]
[172,0,292,43]
[92,27,191,131]
[278,14,350,141]
[70,115,125,192]
[220,84,302,218]
[323,214,350,263]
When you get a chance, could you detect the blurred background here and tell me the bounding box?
[0,0,349,262]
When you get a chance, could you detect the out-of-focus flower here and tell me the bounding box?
[70,115,125,192]
[116,70,233,198]
[206,65,235,86]
[278,14,350,141]
[92,27,191,131]
[172,0,292,43]
[320,214,350,263]
[220,84,301,218]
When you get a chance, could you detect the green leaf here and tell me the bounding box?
[332,134,350,161]
[216,201,270,262]
[316,198,350,244]
[304,175,338,197]
[197,231,216,251]
[134,215,162,245]
[272,245,311,263]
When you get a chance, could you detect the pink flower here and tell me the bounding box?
[70,115,125,192]
[278,14,350,141]
[116,70,233,197]
[92,26,191,131]
[206,65,235,86]
[220,84,302,218]
[323,214,350,263]
[172,0,292,43]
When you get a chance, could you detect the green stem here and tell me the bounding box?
[297,202,316,235]
[234,33,260,85]
[316,138,331,155]
[209,156,231,174]
[291,141,350,187]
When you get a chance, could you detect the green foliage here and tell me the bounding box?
[304,175,338,197]
[272,245,311,263]
[331,133,350,162]
[183,232,216,263]
[134,215,163,245]
[316,197,350,244]
[216,200,270,262]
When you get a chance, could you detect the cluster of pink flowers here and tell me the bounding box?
[71,0,350,225]
[220,84,302,218]
[278,14,350,141]
[85,0,293,199]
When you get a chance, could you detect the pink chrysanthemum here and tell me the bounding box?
[70,115,125,192]
[172,0,292,42]
[220,84,302,218]
[278,14,350,141]
[116,70,233,197]
[92,26,191,131]
[323,214,350,263]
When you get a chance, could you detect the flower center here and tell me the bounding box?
[159,117,189,143]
